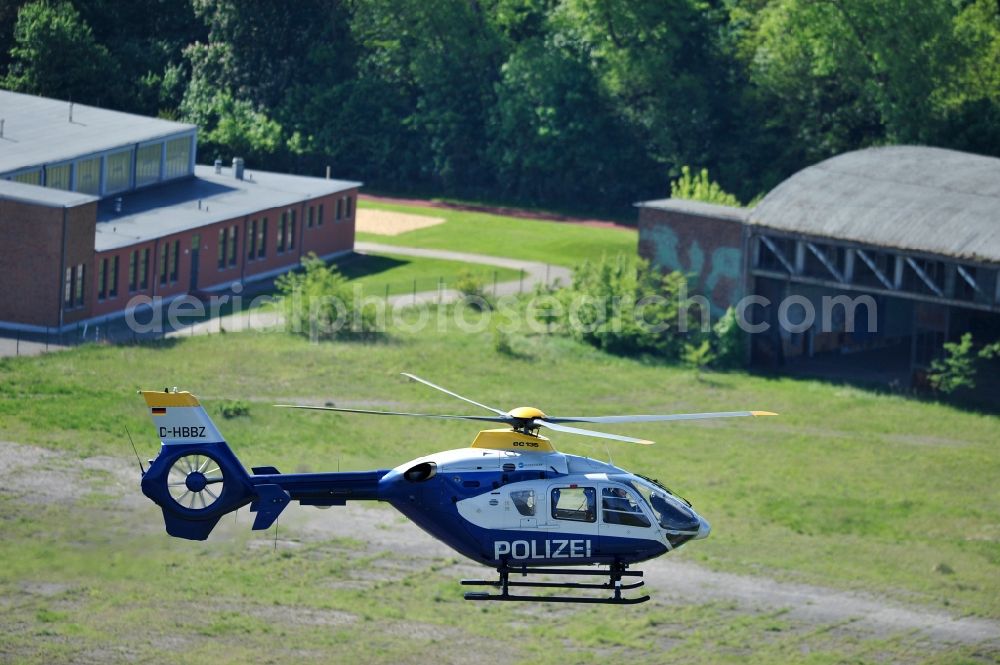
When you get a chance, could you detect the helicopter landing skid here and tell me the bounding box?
[462,563,650,604]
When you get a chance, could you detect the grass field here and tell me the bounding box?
[334,251,523,297]
[356,200,638,267]
[1,313,998,663]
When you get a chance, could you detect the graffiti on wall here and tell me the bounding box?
[641,224,743,317]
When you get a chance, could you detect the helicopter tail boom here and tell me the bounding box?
[138,389,387,541]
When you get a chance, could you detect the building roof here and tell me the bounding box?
[636,198,747,222]
[0,90,196,174]
[94,165,361,252]
[0,178,98,208]
[748,145,1000,264]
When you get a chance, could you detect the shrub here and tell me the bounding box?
[455,270,491,310]
[559,254,696,360]
[928,333,976,393]
[711,306,747,368]
[275,253,378,340]
[218,400,250,419]
[670,166,741,207]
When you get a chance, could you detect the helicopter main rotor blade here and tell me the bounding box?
[401,373,507,416]
[544,411,778,424]
[534,419,653,445]
[274,404,510,423]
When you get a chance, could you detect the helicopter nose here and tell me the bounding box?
[694,516,711,540]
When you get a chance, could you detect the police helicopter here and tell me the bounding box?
[138,374,775,604]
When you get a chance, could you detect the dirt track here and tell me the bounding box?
[3,439,998,653]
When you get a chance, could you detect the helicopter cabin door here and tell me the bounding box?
[597,484,655,556]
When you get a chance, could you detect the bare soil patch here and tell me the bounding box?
[355,208,446,236]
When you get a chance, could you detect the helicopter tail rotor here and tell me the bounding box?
[138,390,267,540]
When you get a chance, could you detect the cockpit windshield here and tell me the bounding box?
[611,475,700,533]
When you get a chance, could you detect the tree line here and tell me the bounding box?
[2,0,998,214]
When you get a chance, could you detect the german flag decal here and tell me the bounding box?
[152,407,167,415]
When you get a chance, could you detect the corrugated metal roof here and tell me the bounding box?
[0,90,195,174]
[748,146,1000,264]
[636,198,748,222]
[0,178,98,208]
[94,165,361,252]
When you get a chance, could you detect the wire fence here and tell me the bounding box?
[0,267,553,358]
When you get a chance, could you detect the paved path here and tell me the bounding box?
[354,241,571,306]
[161,244,570,337]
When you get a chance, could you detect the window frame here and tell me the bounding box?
[550,486,597,523]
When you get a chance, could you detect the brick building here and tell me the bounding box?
[0,90,359,331]
[639,146,1000,382]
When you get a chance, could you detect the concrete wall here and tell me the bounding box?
[637,206,745,316]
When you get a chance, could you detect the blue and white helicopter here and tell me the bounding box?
[138,374,775,604]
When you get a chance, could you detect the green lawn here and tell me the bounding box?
[334,251,522,297]
[0,308,1000,663]
[356,200,638,267]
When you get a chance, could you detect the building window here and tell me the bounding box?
[140,248,149,289]
[551,487,596,523]
[345,195,353,218]
[64,267,73,307]
[289,210,296,250]
[277,213,287,253]
[105,148,133,193]
[307,206,314,228]
[218,229,227,269]
[129,251,137,292]
[74,264,86,306]
[136,143,162,186]
[247,219,257,260]
[98,258,108,300]
[164,135,192,179]
[258,218,267,258]
[336,198,343,221]
[108,256,119,298]
[228,226,238,267]
[11,170,41,185]
[159,243,168,286]
[318,204,324,226]
[76,156,101,195]
[170,240,180,282]
[46,163,72,190]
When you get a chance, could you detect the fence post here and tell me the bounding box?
[519,271,524,294]
[16,330,20,356]
[438,277,443,305]
[412,279,416,305]
[385,283,389,302]
[545,263,550,286]
[493,271,498,296]
[45,327,49,352]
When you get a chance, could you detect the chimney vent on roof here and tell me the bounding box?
[233,157,245,181]
[214,158,222,174]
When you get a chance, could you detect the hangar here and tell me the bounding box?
[638,146,1000,383]
[0,90,359,332]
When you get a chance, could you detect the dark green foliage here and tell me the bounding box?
[559,255,694,360]
[218,400,250,419]
[275,253,379,340]
[2,0,1000,211]
[3,1,119,106]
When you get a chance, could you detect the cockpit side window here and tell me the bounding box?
[601,487,651,528]
[551,487,596,523]
[510,489,535,516]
